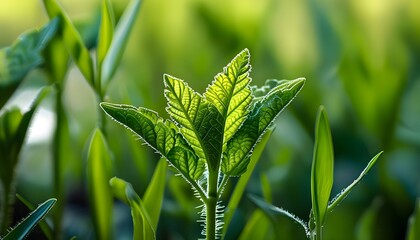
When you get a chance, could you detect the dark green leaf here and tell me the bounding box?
[42,0,94,85]
[2,198,56,240]
[87,128,113,240]
[311,106,334,228]
[222,78,305,176]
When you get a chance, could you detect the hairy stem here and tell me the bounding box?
[206,171,218,240]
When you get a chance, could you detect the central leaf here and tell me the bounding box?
[164,74,224,171]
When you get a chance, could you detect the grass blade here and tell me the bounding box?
[97,0,115,71]
[101,0,142,88]
[311,106,334,230]
[87,128,113,240]
[223,129,273,237]
[327,151,383,212]
[143,158,167,230]
[2,198,56,240]
[42,0,94,85]
[109,177,155,239]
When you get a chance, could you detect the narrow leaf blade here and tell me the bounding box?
[2,198,56,240]
[406,198,420,240]
[42,0,94,85]
[222,78,305,176]
[311,106,334,227]
[101,0,142,87]
[97,0,115,69]
[143,158,167,230]
[328,151,383,212]
[87,128,113,240]
[205,48,253,145]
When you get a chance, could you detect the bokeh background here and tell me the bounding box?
[1,0,419,239]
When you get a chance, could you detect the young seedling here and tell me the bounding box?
[249,106,382,240]
[100,49,305,239]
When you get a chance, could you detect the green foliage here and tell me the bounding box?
[0,19,58,108]
[1,198,56,240]
[406,198,420,240]
[102,49,304,239]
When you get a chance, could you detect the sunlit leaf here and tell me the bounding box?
[42,0,94,85]
[327,151,382,212]
[16,194,53,240]
[101,0,142,88]
[87,128,113,240]
[164,74,224,171]
[100,103,205,181]
[311,106,334,228]
[204,48,253,147]
[406,198,420,240]
[0,18,58,108]
[143,158,167,230]
[249,195,309,238]
[223,129,273,236]
[109,177,155,239]
[2,198,56,240]
[97,0,115,71]
[222,78,305,176]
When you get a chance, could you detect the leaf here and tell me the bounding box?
[143,158,167,230]
[164,74,224,171]
[2,198,56,240]
[96,0,115,71]
[204,48,253,147]
[223,129,273,236]
[238,210,273,240]
[355,198,383,240]
[101,0,142,88]
[87,128,113,240]
[221,78,305,176]
[42,0,94,85]
[16,194,53,240]
[100,103,205,181]
[109,177,155,240]
[406,198,420,240]
[311,106,334,228]
[0,18,58,108]
[251,79,290,99]
[248,195,309,238]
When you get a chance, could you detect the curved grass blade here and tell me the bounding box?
[143,158,167,230]
[109,177,155,240]
[248,195,309,238]
[87,128,113,240]
[204,49,253,147]
[42,0,94,85]
[327,151,383,212]
[16,194,53,240]
[164,74,224,171]
[406,198,420,240]
[222,78,305,176]
[311,106,334,231]
[101,0,142,88]
[100,103,205,190]
[2,198,56,240]
[0,18,58,108]
[223,129,273,236]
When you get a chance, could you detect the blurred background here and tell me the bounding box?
[1,0,419,239]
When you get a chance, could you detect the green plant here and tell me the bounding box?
[248,106,382,240]
[101,48,305,239]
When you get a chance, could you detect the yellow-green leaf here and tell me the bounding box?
[97,0,115,71]
[87,128,113,240]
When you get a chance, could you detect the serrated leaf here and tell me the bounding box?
[311,106,334,228]
[100,102,205,181]
[205,48,252,147]
[42,0,94,85]
[87,128,113,240]
[221,78,305,176]
[143,158,167,230]
[251,79,289,99]
[248,195,309,238]
[327,151,383,212]
[101,0,142,88]
[164,74,224,171]
[0,18,58,108]
[109,177,155,240]
[2,198,56,240]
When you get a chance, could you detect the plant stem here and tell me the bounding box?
[206,171,218,240]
